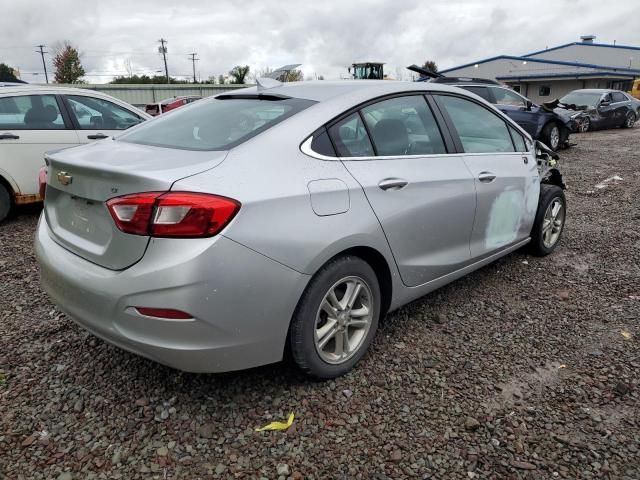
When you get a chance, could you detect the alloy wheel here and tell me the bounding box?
[549,126,560,150]
[626,113,636,128]
[314,276,373,364]
[579,118,590,133]
[542,198,565,248]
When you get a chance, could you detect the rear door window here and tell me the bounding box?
[65,95,144,130]
[327,112,374,157]
[437,95,515,153]
[0,94,66,130]
[611,92,627,103]
[360,95,446,156]
[120,96,315,151]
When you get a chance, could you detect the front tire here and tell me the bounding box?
[578,117,591,133]
[289,256,380,378]
[529,184,566,256]
[0,184,11,223]
[622,111,636,128]
[542,122,560,151]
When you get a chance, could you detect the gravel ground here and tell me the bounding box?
[1,126,639,480]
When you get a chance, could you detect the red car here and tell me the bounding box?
[145,96,201,116]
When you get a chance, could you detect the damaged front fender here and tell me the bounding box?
[535,140,566,190]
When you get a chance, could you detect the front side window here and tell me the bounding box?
[437,95,515,153]
[66,95,144,130]
[0,94,65,130]
[120,96,315,151]
[327,112,374,157]
[509,125,527,152]
[360,95,446,156]
[461,86,492,102]
[491,87,527,107]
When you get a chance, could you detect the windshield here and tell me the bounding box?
[559,92,602,107]
[119,96,315,151]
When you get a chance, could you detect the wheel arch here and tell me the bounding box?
[0,173,16,201]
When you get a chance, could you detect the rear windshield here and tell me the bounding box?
[119,96,315,151]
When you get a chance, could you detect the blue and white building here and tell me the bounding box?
[441,35,640,102]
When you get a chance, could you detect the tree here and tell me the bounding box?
[280,69,303,82]
[218,74,226,85]
[421,60,438,75]
[110,74,187,84]
[53,42,85,83]
[0,63,19,82]
[229,65,250,84]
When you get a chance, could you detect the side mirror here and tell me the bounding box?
[526,100,533,110]
[599,100,611,107]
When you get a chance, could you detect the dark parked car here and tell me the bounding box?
[440,80,576,151]
[556,89,640,132]
[407,66,578,151]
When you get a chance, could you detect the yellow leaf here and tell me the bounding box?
[255,413,295,432]
[621,330,632,340]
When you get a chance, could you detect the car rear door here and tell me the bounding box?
[433,93,539,259]
[489,87,539,136]
[0,93,79,199]
[332,94,477,287]
[62,94,146,143]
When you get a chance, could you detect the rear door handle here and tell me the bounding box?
[0,133,19,140]
[478,172,496,183]
[87,133,109,140]
[378,178,408,191]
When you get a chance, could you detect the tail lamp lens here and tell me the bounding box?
[106,192,240,238]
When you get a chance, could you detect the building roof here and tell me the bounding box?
[524,41,640,57]
[440,55,640,75]
[496,71,639,81]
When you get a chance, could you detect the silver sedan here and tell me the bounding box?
[36,80,567,378]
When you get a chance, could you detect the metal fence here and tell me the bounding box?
[53,83,250,107]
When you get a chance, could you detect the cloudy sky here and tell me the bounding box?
[2,0,640,84]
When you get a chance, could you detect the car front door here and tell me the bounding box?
[0,94,79,199]
[595,93,616,128]
[331,95,477,287]
[63,94,146,143]
[610,91,630,126]
[489,87,539,136]
[434,94,539,259]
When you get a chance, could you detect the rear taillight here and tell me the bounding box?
[106,192,240,238]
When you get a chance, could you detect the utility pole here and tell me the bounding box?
[158,38,169,84]
[35,45,49,84]
[188,53,199,83]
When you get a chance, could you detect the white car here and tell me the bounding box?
[0,85,151,221]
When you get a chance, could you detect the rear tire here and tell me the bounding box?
[289,256,380,378]
[622,111,636,128]
[529,184,566,256]
[541,122,560,151]
[0,184,11,223]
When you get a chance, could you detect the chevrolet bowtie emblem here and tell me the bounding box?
[57,171,72,186]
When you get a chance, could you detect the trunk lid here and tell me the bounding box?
[44,139,227,270]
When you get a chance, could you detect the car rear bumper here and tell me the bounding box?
[35,215,309,373]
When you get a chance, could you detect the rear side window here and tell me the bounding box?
[328,112,374,157]
[0,94,66,130]
[461,86,492,103]
[120,97,315,151]
[611,92,626,103]
[310,128,336,157]
[437,95,515,153]
[66,95,144,130]
[360,95,446,156]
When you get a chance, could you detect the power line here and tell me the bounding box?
[158,38,169,84]
[188,53,199,83]
[35,45,48,84]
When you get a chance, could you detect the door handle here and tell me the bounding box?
[478,172,496,183]
[378,178,408,191]
[87,133,109,140]
[0,133,19,140]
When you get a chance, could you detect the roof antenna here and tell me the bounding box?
[256,77,282,90]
